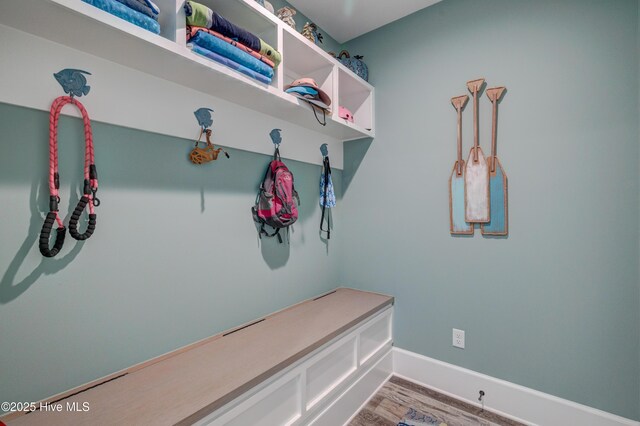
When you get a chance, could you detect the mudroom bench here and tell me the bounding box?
[6,288,394,425]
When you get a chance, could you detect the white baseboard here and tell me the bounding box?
[392,347,640,426]
[308,348,393,426]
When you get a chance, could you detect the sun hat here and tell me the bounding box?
[284,77,331,107]
[285,86,319,97]
[338,106,354,122]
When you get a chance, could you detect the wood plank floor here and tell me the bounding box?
[349,376,526,426]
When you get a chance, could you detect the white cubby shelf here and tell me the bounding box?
[0,0,375,142]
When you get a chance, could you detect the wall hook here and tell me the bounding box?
[194,107,214,130]
[53,68,91,98]
[270,128,282,147]
[320,143,328,157]
[190,107,229,164]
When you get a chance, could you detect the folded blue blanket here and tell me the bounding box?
[114,0,157,20]
[185,2,262,52]
[190,45,271,85]
[82,0,161,34]
[189,31,273,79]
[210,11,261,52]
[143,0,159,14]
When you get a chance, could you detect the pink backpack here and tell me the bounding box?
[252,148,300,243]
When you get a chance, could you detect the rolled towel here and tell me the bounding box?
[259,39,281,68]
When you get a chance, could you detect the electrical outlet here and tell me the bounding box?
[453,328,465,349]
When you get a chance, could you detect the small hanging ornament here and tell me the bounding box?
[276,6,297,29]
[302,22,323,45]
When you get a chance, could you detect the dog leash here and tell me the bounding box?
[39,96,99,257]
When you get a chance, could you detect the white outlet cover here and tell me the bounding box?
[453,328,465,349]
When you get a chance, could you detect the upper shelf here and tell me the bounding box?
[0,0,374,141]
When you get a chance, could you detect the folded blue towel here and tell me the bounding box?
[210,11,261,52]
[143,0,159,14]
[189,31,274,79]
[114,0,157,20]
[190,45,271,85]
[184,2,262,52]
[82,0,161,34]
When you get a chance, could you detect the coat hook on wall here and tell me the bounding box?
[320,143,328,157]
[53,68,92,97]
[190,107,230,164]
[270,128,282,147]
[194,107,214,130]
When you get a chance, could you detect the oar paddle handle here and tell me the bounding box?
[451,95,469,175]
[486,86,506,172]
[467,78,485,162]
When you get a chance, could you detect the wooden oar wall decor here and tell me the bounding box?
[482,87,508,236]
[465,78,490,224]
[449,78,508,237]
[449,95,473,235]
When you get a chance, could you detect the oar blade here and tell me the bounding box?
[465,147,490,223]
[450,163,473,235]
[481,158,508,235]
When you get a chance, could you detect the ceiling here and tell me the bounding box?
[286,0,443,43]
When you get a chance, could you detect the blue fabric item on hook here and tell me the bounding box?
[82,0,161,33]
[189,45,272,85]
[320,164,336,208]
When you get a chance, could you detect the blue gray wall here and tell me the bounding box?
[0,103,341,407]
[342,0,640,420]
[2,0,640,422]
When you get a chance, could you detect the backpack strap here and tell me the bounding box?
[252,210,285,244]
[259,224,283,244]
[259,161,272,191]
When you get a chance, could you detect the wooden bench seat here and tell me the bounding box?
[6,288,393,426]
